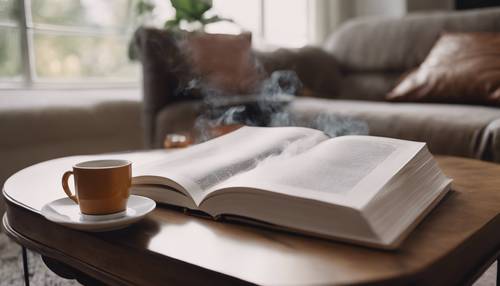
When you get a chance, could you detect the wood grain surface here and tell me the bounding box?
[3,156,500,285]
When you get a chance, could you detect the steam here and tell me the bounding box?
[191,69,368,142]
[269,112,368,138]
[261,70,302,95]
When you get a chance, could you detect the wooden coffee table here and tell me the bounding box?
[2,155,500,285]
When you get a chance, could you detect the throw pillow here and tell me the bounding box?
[386,33,500,105]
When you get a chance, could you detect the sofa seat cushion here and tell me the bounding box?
[288,98,500,160]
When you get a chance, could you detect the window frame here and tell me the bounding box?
[0,0,139,89]
[0,0,24,88]
[1,0,318,90]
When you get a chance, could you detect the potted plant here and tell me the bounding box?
[164,0,231,31]
[129,0,237,58]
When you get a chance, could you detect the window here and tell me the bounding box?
[146,0,311,49]
[210,0,310,48]
[1,0,139,87]
[1,0,312,88]
[0,0,22,83]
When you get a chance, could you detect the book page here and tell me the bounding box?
[134,126,328,204]
[209,136,424,207]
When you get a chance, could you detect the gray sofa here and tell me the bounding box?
[136,7,500,162]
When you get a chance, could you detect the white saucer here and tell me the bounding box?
[41,195,156,232]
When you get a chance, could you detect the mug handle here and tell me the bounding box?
[62,171,78,204]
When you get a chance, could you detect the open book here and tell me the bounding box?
[131,126,451,249]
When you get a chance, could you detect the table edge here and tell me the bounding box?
[3,155,500,285]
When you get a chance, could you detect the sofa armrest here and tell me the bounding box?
[478,119,500,162]
[255,46,342,98]
[133,27,194,147]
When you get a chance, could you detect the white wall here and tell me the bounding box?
[308,0,355,44]
[354,0,407,17]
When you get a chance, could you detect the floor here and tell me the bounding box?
[0,231,497,286]
[0,232,79,286]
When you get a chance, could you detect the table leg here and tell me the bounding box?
[22,246,30,286]
[496,258,500,286]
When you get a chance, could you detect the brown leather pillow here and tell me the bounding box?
[387,33,500,105]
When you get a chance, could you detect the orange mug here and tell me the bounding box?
[62,160,131,215]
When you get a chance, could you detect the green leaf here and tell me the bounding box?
[200,15,233,25]
[174,9,195,22]
[170,0,212,21]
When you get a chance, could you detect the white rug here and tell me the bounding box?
[0,232,80,286]
[0,231,496,285]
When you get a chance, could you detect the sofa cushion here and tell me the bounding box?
[288,98,500,159]
[255,47,342,98]
[387,33,500,105]
[324,8,500,73]
[336,73,401,101]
